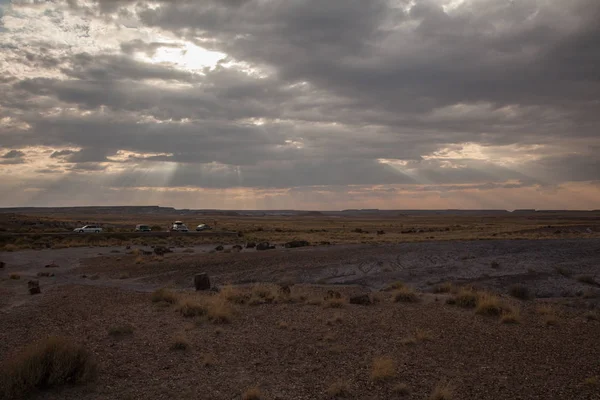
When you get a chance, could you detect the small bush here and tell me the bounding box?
[219,285,250,304]
[415,328,433,341]
[206,298,235,324]
[433,282,454,293]
[242,386,262,400]
[538,305,559,325]
[9,274,20,280]
[584,376,598,387]
[450,288,478,308]
[151,288,179,304]
[500,308,521,324]
[176,299,208,318]
[509,285,531,300]
[475,293,503,316]
[324,297,347,308]
[383,281,405,291]
[392,383,410,396]
[429,380,454,400]
[0,337,97,398]
[276,321,289,329]
[326,380,350,397]
[371,357,395,381]
[393,287,419,303]
[555,267,572,277]
[584,311,598,321]
[201,353,216,367]
[577,275,598,285]
[490,261,500,269]
[170,335,190,351]
[108,325,134,337]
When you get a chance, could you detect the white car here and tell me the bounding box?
[73,225,102,233]
[171,221,189,232]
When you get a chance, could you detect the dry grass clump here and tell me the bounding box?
[576,275,598,285]
[475,293,504,316]
[370,356,396,381]
[205,297,235,324]
[0,337,97,398]
[9,273,20,280]
[584,311,598,321]
[324,297,347,308]
[392,383,410,396]
[402,328,432,345]
[433,282,455,293]
[276,321,289,329]
[508,284,532,300]
[447,288,478,308]
[383,281,405,291]
[170,334,190,351]
[242,386,262,400]
[3,244,18,252]
[176,299,208,318]
[108,324,134,337]
[326,380,350,398]
[429,380,454,400]
[583,376,598,387]
[135,256,144,264]
[537,305,559,325]
[326,314,344,325]
[219,285,251,304]
[151,288,179,304]
[500,308,521,324]
[555,267,573,277]
[201,353,216,367]
[393,286,419,303]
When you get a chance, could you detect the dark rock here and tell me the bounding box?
[284,240,310,248]
[44,263,59,268]
[279,285,291,296]
[350,294,372,305]
[126,245,131,250]
[194,273,211,291]
[142,250,152,256]
[153,246,172,256]
[37,272,53,277]
[256,242,272,251]
[27,280,40,289]
[214,245,224,251]
[29,286,41,295]
[0,261,5,269]
[376,230,385,235]
[246,242,256,248]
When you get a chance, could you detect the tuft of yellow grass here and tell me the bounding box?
[219,285,250,304]
[583,376,598,387]
[392,383,410,396]
[151,288,179,304]
[205,297,235,324]
[475,293,504,316]
[500,308,521,324]
[448,288,478,308]
[176,299,208,318]
[326,380,350,398]
[0,337,97,398]
[276,321,289,329]
[170,334,190,351]
[324,297,347,308]
[415,328,433,341]
[393,287,419,303]
[537,304,559,325]
[242,386,262,400]
[429,380,454,400]
[433,282,455,294]
[383,281,405,291]
[370,356,396,381]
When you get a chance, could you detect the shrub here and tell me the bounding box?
[537,305,559,325]
[415,328,433,341]
[0,337,97,398]
[151,288,179,304]
[555,267,572,277]
[392,383,410,396]
[508,284,531,300]
[206,298,235,324]
[383,281,404,291]
[449,288,478,308]
[393,287,419,303]
[324,297,347,308]
[371,357,395,381]
[242,386,262,400]
[433,282,454,294]
[219,285,250,304]
[584,311,598,321]
[170,335,190,351]
[584,376,598,387]
[429,380,454,400]
[326,380,350,397]
[108,325,134,337]
[475,293,503,316]
[500,308,521,324]
[490,261,500,269]
[176,299,208,318]
[9,274,20,280]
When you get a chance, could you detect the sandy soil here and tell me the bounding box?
[0,240,599,399]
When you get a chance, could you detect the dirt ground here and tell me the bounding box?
[1,239,599,399]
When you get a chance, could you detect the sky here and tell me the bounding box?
[0,0,599,210]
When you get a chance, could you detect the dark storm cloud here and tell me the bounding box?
[2,150,25,158]
[1,0,600,205]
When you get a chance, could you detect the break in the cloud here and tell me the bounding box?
[0,0,599,209]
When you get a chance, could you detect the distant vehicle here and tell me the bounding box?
[170,221,189,232]
[73,225,102,233]
[135,224,151,232]
[195,224,212,231]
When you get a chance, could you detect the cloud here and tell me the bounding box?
[2,150,25,158]
[0,0,599,208]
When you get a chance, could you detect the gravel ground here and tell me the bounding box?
[0,239,599,399]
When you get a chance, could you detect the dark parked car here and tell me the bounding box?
[135,224,151,232]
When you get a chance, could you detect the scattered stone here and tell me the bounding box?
[153,246,172,256]
[28,280,41,295]
[279,285,291,296]
[194,273,211,291]
[232,245,243,252]
[350,294,372,305]
[284,240,310,248]
[44,263,60,268]
[256,242,272,251]
[246,242,256,248]
[0,261,5,269]
[126,245,131,250]
[37,272,54,277]
[376,230,385,235]
[81,274,87,279]
[214,245,224,251]
[142,250,152,256]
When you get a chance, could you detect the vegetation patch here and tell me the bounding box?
[151,288,179,304]
[371,356,396,382]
